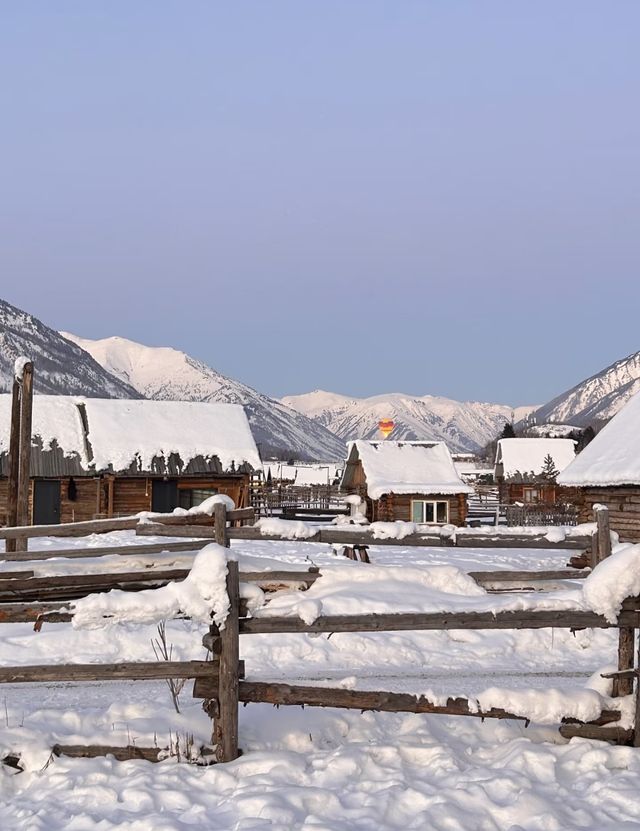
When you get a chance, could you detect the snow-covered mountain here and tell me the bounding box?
[531,351,640,427]
[0,299,140,398]
[281,390,535,453]
[63,333,346,461]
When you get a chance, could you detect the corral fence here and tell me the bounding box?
[505,503,579,528]
[0,504,633,769]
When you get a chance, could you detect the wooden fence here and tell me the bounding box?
[0,505,628,768]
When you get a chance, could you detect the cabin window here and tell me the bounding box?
[178,488,219,510]
[523,487,541,504]
[411,500,449,524]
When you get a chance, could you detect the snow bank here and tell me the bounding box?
[72,544,230,629]
[256,517,317,539]
[582,543,640,622]
[370,521,418,540]
[187,493,235,516]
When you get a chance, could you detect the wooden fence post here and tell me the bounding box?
[5,379,21,554]
[215,559,240,762]
[214,502,229,548]
[613,627,635,698]
[594,505,612,564]
[15,362,34,553]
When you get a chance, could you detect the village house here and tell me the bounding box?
[557,390,640,542]
[340,440,473,524]
[0,396,261,525]
[494,438,577,505]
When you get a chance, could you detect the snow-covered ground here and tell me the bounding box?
[1,532,639,830]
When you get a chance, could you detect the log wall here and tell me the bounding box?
[578,487,640,543]
[375,492,467,525]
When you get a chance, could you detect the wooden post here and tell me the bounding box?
[594,506,612,564]
[214,502,229,548]
[215,559,240,762]
[15,362,34,553]
[634,632,640,748]
[5,380,21,554]
[613,628,635,698]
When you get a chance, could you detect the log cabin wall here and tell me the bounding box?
[0,473,251,525]
[374,493,468,525]
[577,486,640,543]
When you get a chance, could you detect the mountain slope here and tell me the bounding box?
[63,333,346,461]
[532,351,640,427]
[282,390,534,453]
[0,299,140,398]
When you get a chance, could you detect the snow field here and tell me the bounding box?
[1,532,640,829]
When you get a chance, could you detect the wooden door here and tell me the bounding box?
[151,479,178,513]
[33,480,61,525]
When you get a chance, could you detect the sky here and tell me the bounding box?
[1,2,639,405]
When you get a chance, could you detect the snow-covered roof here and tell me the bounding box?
[345,440,473,499]
[82,399,261,472]
[0,395,261,473]
[558,390,640,487]
[0,395,89,465]
[495,438,576,479]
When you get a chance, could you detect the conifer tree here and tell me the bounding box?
[540,453,560,481]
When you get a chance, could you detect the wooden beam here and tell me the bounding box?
[614,628,635,697]
[0,515,140,541]
[53,744,164,762]
[239,609,637,635]
[0,660,219,684]
[214,502,228,548]
[559,724,632,744]
[15,362,33,552]
[595,506,612,563]
[5,379,21,554]
[237,681,621,726]
[215,560,240,762]
[1,539,210,562]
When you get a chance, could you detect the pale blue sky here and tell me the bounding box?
[1,2,638,405]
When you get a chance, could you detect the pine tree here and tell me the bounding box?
[501,422,516,439]
[576,425,596,452]
[540,453,560,482]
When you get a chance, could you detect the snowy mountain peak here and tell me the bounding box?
[63,332,346,461]
[282,390,536,454]
[532,350,640,427]
[0,299,140,398]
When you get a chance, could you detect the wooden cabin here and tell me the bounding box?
[0,396,261,525]
[558,391,640,542]
[341,440,472,525]
[494,438,577,505]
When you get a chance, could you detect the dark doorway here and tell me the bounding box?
[33,480,61,525]
[152,479,179,513]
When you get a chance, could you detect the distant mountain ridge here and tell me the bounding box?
[281,389,535,454]
[0,299,140,399]
[531,351,640,427]
[63,333,346,461]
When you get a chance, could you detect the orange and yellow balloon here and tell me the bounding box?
[378,419,395,439]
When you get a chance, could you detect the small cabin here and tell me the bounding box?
[494,438,577,505]
[341,440,473,525]
[0,396,261,525]
[558,390,640,542]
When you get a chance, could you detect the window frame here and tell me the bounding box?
[410,499,449,524]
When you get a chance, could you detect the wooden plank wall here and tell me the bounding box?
[578,487,640,543]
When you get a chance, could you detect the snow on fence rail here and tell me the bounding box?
[0,505,634,769]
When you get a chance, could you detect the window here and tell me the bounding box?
[411,500,449,524]
[178,488,219,510]
[523,487,541,504]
